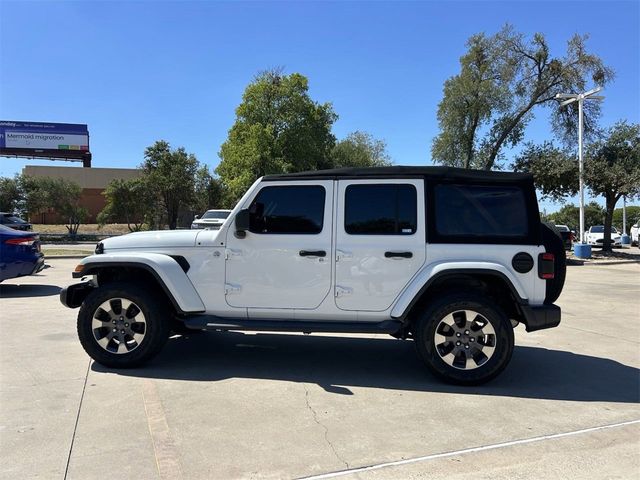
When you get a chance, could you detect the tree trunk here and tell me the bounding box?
[168,214,177,230]
[168,202,178,230]
[484,107,532,170]
[464,113,480,169]
[602,193,617,253]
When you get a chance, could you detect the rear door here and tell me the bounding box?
[334,179,426,312]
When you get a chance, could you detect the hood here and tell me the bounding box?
[589,232,620,240]
[102,230,204,250]
[194,218,225,224]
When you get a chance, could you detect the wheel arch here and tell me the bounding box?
[73,254,206,314]
[392,266,528,327]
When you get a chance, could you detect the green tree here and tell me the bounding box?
[515,122,640,251]
[331,131,393,168]
[23,177,87,235]
[20,175,51,219]
[142,140,200,229]
[48,178,88,235]
[217,69,338,203]
[0,176,22,212]
[547,202,605,232]
[584,122,640,250]
[97,178,155,232]
[193,166,227,213]
[612,205,640,233]
[513,141,578,202]
[433,25,613,170]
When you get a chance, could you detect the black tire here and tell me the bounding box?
[77,283,170,368]
[414,293,514,385]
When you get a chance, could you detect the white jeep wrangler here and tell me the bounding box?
[61,167,565,385]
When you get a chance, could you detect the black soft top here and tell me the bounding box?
[263,166,533,183]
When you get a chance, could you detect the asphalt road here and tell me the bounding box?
[1,257,638,479]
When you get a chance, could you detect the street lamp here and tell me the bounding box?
[555,87,604,258]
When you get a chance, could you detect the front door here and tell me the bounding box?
[224,181,334,311]
[334,179,426,311]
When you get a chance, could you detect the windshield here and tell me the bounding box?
[0,214,27,224]
[555,225,569,232]
[201,211,230,220]
[590,226,617,233]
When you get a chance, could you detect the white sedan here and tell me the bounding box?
[631,222,639,246]
[585,226,622,247]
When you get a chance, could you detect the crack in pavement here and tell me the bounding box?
[63,358,91,480]
[304,384,350,470]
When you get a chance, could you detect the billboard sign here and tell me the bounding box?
[0,120,90,164]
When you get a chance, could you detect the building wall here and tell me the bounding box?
[22,165,142,223]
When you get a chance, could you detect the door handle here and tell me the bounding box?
[385,251,413,259]
[299,250,327,257]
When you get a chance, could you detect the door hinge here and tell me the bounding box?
[336,250,353,262]
[225,283,241,295]
[335,286,353,297]
[225,249,242,260]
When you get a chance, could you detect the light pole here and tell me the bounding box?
[555,87,604,257]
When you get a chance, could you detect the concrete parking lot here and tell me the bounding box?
[1,257,638,479]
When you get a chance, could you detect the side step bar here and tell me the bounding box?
[182,316,404,335]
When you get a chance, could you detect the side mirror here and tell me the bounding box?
[234,209,250,238]
[194,215,200,220]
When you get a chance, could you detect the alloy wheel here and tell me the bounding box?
[433,309,496,370]
[91,298,147,354]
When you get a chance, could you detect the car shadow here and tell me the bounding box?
[0,284,61,298]
[92,332,640,404]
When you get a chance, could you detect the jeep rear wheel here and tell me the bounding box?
[414,294,514,385]
[77,283,170,368]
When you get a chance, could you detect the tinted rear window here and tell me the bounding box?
[434,184,528,237]
[345,184,417,235]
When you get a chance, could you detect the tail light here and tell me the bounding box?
[5,237,36,246]
[538,252,555,279]
[569,232,575,242]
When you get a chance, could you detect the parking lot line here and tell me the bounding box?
[297,418,640,480]
[142,379,183,479]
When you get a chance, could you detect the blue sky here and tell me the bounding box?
[1,0,638,211]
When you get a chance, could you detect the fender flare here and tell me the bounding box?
[391,262,528,320]
[73,253,206,313]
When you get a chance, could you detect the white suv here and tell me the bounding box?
[630,222,639,246]
[190,209,231,229]
[61,167,565,385]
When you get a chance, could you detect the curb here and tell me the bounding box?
[44,255,90,260]
[568,259,640,266]
[588,260,640,266]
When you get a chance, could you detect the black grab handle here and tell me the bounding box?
[384,251,413,258]
[299,250,327,257]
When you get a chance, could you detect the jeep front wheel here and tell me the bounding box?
[414,294,514,385]
[77,283,170,368]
